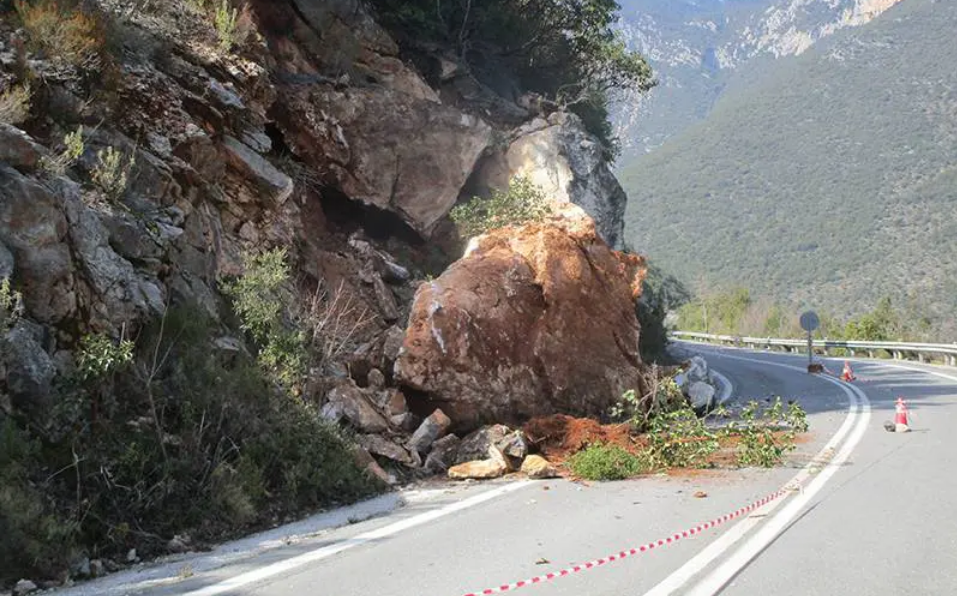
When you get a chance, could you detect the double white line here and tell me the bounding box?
[643,354,872,596]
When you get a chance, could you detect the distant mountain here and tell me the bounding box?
[618,0,957,322]
[612,0,906,158]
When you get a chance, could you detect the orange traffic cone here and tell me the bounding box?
[842,361,856,382]
[895,397,910,433]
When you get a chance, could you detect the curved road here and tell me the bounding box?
[57,344,957,596]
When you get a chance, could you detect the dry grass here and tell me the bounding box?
[0,83,31,125]
[15,0,103,68]
[304,280,375,368]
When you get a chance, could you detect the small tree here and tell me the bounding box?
[222,248,306,393]
[449,176,553,238]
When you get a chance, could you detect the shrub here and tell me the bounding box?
[0,278,23,330]
[76,332,134,380]
[40,126,85,175]
[729,398,806,468]
[449,176,553,238]
[646,405,719,469]
[222,248,306,393]
[1,305,382,584]
[14,0,102,68]
[0,83,31,125]
[213,0,252,52]
[568,443,650,481]
[90,145,135,201]
[0,420,78,582]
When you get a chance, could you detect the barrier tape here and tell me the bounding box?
[461,487,795,596]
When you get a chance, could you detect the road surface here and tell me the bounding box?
[57,344,957,596]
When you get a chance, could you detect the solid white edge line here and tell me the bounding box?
[685,381,871,595]
[183,481,533,596]
[643,353,868,596]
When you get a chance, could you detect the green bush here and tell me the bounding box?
[646,405,719,469]
[567,443,651,481]
[728,398,806,468]
[450,177,552,238]
[90,146,135,201]
[222,248,306,393]
[0,420,78,582]
[40,127,85,176]
[213,0,239,51]
[0,305,382,585]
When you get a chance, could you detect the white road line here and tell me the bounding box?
[643,353,871,596]
[852,360,957,384]
[183,481,533,596]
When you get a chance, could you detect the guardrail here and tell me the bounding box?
[671,331,957,367]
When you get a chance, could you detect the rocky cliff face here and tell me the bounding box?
[613,0,907,157]
[0,0,638,473]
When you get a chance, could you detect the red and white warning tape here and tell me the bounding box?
[461,488,793,596]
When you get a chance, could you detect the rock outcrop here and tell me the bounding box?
[395,207,646,429]
[265,0,492,236]
[475,112,628,248]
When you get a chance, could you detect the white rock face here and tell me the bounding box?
[476,112,628,248]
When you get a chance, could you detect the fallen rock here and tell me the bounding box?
[687,381,716,412]
[456,425,527,468]
[424,434,461,473]
[521,455,559,479]
[395,212,646,428]
[367,368,386,390]
[448,445,508,480]
[353,446,396,485]
[13,579,38,596]
[166,534,191,554]
[320,380,390,433]
[408,409,451,454]
[357,434,415,466]
[89,559,105,578]
[386,389,408,416]
[390,412,419,432]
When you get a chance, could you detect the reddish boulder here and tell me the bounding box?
[394,209,646,429]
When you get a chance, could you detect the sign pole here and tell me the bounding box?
[800,310,820,372]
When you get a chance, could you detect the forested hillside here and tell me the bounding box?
[620,0,957,331]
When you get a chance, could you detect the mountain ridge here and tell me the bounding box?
[618,0,957,329]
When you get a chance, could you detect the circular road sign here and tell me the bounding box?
[800,310,820,332]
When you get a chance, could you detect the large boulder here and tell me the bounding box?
[394,209,646,429]
[270,0,492,236]
[276,85,491,236]
[476,112,628,248]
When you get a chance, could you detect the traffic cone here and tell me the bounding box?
[894,397,910,433]
[842,361,857,382]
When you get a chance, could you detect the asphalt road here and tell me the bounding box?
[58,345,957,596]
